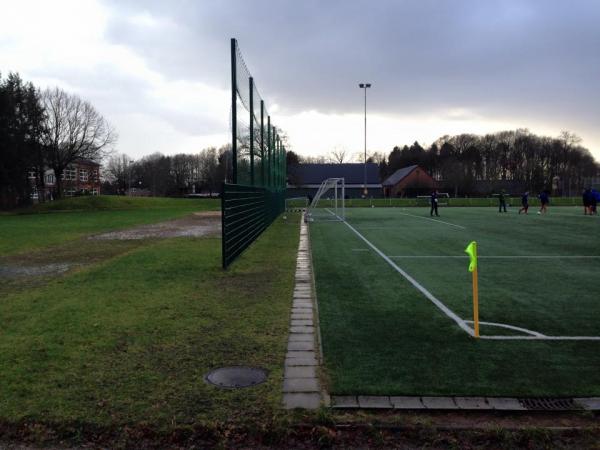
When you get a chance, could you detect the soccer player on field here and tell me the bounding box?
[518,191,529,214]
[538,190,549,214]
[498,189,507,213]
[430,189,439,217]
[583,188,591,215]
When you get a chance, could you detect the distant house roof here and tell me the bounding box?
[74,158,101,166]
[289,163,380,186]
[382,165,420,186]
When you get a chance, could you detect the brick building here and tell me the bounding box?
[382,165,435,197]
[30,158,101,200]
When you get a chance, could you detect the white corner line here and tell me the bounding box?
[464,320,546,337]
[342,220,474,337]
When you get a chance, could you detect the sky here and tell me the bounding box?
[1,0,599,161]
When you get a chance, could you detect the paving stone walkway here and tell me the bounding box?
[282,215,325,409]
[331,395,600,411]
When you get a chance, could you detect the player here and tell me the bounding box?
[430,189,439,217]
[518,191,529,214]
[498,189,507,213]
[583,188,591,215]
[591,189,598,215]
[538,190,549,214]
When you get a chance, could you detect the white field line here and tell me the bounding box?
[481,335,600,341]
[326,209,600,341]
[388,255,600,259]
[394,211,466,230]
[464,320,546,337]
[341,219,475,337]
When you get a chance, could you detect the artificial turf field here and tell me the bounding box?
[310,206,600,397]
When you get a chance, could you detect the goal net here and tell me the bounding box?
[285,197,310,211]
[306,178,345,222]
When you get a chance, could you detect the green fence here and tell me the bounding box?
[223,38,286,268]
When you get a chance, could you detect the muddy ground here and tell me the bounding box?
[0,211,221,287]
[89,210,221,240]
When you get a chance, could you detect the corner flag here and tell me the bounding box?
[465,241,477,272]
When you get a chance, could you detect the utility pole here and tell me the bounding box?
[358,83,371,197]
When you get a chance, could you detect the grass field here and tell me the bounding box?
[310,206,600,396]
[0,198,300,427]
[0,196,219,255]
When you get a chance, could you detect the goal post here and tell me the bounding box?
[306,178,345,222]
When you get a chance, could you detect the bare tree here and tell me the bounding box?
[329,146,349,163]
[104,153,132,194]
[41,87,116,197]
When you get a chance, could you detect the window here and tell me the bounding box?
[65,189,76,197]
[28,170,36,179]
[79,169,88,182]
[45,174,55,185]
[62,167,76,180]
[91,188,99,196]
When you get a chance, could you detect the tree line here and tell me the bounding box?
[103,147,232,197]
[286,129,599,196]
[380,130,599,196]
[0,72,115,208]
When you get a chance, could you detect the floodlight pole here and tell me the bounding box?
[359,83,371,197]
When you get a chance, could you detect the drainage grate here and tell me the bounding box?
[519,397,581,411]
[204,366,268,389]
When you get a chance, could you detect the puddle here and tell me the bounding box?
[0,263,72,278]
[89,211,221,240]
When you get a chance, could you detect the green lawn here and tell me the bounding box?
[0,207,300,425]
[0,196,219,255]
[311,206,600,396]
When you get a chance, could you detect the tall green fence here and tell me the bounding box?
[223,38,286,268]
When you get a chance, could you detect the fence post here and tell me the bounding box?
[267,118,272,188]
[260,100,265,186]
[230,38,237,184]
[249,77,254,186]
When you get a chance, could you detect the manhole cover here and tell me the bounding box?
[205,366,268,389]
[519,398,581,411]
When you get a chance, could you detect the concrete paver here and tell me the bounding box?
[358,396,393,409]
[454,397,490,410]
[283,378,320,392]
[421,397,458,409]
[283,393,321,409]
[288,341,315,351]
[390,396,426,409]
[486,397,527,410]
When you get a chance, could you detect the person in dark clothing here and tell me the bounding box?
[498,190,507,213]
[538,190,549,214]
[430,190,439,217]
[518,191,529,214]
[591,189,598,215]
[583,188,591,215]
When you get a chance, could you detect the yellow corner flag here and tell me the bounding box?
[465,241,477,272]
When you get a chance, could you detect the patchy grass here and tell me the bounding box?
[0,196,219,255]
[0,213,299,427]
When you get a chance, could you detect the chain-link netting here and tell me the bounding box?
[224,39,287,268]
[231,39,286,190]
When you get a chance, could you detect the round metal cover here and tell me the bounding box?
[205,366,268,389]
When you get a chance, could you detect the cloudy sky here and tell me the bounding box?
[1,0,599,160]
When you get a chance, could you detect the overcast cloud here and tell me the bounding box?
[1,0,599,159]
